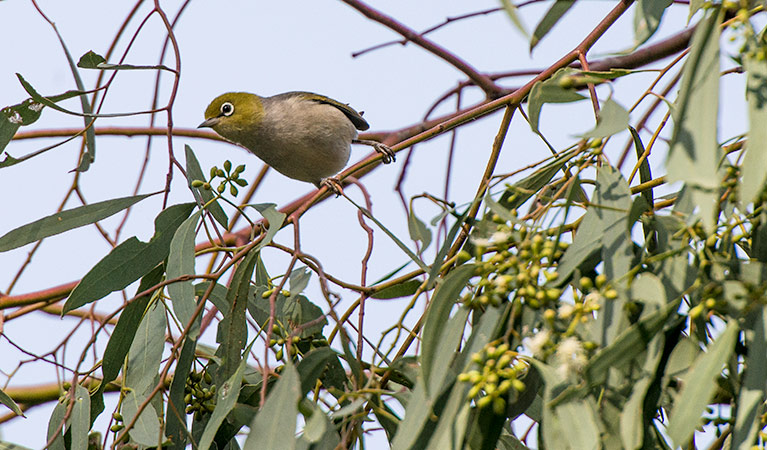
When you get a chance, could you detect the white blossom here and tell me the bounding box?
[558,303,575,319]
[555,337,587,378]
[523,329,550,357]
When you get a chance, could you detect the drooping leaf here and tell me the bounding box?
[498,148,580,211]
[731,306,767,450]
[740,51,767,204]
[421,264,475,395]
[527,68,586,134]
[243,362,300,450]
[667,320,739,447]
[216,249,258,382]
[634,0,673,47]
[70,384,90,450]
[0,388,23,417]
[46,399,67,450]
[125,301,166,395]
[530,0,576,51]
[167,210,201,338]
[185,145,228,228]
[499,0,529,40]
[408,207,432,253]
[666,7,722,231]
[0,193,154,252]
[64,202,195,313]
[121,389,161,447]
[89,264,164,422]
[165,335,197,449]
[199,341,255,450]
[580,97,630,139]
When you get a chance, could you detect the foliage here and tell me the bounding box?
[2,1,767,450]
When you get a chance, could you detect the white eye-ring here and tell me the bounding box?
[220,102,234,116]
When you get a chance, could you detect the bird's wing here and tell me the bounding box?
[294,92,371,131]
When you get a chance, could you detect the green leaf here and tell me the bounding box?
[64,202,195,313]
[288,266,311,298]
[499,0,529,40]
[530,0,576,51]
[426,307,470,396]
[216,249,259,382]
[740,52,767,204]
[731,306,767,450]
[421,265,475,395]
[0,193,154,252]
[70,385,90,450]
[283,294,327,338]
[165,335,196,449]
[620,332,665,449]
[585,299,680,385]
[296,348,342,397]
[167,210,201,338]
[666,7,722,230]
[243,362,300,450]
[580,97,629,139]
[371,279,421,299]
[47,399,67,450]
[0,388,23,417]
[527,68,586,134]
[185,145,228,228]
[634,0,673,47]
[497,149,579,212]
[121,390,161,447]
[76,50,106,68]
[199,340,256,450]
[556,206,601,283]
[346,196,429,272]
[408,207,432,253]
[90,264,164,423]
[667,320,739,447]
[247,203,287,251]
[77,50,172,72]
[125,301,166,395]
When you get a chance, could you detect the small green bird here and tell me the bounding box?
[199,91,395,194]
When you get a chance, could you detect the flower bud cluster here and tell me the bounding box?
[457,342,527,415]
[184,369,216,421]
[464,222,567,309]
[191,159,248,197]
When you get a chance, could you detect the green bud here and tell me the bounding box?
[493,397,506,415]
[223,160,232,172]
[210,166,218,178]
[216,169,226,178]
[477,395,493,409]
[112,412,123,421]
[511,378,526,392]
[595,274,607,289]
[276,349,284,360]
[217,183,225,194]
[235,178,248,187]
[202,182,211,190]
[191,179,204,188]
[604,289,618,300]
[230,185,238,196]
[468,384,482,399]
[689,303,705,319]
[204,372,212,384]
[110,424,124,432]
[235,164,246,173]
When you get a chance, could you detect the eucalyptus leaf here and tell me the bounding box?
[243,362,300,450]
[0,193,154,252]
[64,202,195,313]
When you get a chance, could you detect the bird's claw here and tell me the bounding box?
[353,139,396,164]
[320,177,344,196]
[374,142,396,164]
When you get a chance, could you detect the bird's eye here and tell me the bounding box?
[220,102,234,116]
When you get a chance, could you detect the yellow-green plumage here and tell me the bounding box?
[199,91,372,187]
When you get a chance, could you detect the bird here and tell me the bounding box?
[198,91,395,194]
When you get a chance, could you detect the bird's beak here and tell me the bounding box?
[198,117,219,129]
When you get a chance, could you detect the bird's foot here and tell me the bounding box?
[353,139,396,164]
[320,177,344,196]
